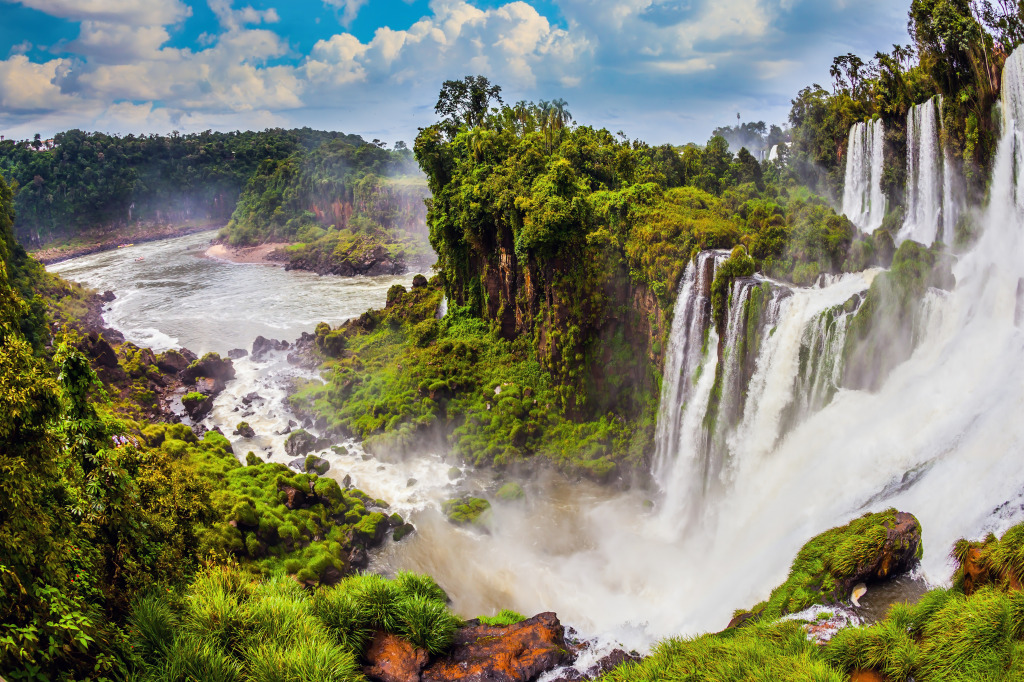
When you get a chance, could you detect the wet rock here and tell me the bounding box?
[288,455,330,475]
[284,429,318,457]
[182,393,214,421]
[392,524,415,542]
[412,273,428,289]
[242,391,261,405]
[228,348,248,359]
[448,467,462,480]
[422,612,573,682]
[156,349,190,374]
[234,422,256,438]
[407,478,417,488]
[79,332,120,369]
[180,352,236,384]
[288,419,297,428]
[196,376,225,395]
[348,546,369,569]
[287,352,302,365]
[363,631,429,682]
[252,335,289,359]
[99,290,116,302]
[550,649,644,682]
[342,474,352,488]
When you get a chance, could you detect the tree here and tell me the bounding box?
[434,75,504,132]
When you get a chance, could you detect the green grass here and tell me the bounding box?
[130,566,463,681]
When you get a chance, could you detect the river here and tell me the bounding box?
[50,223,1010,667]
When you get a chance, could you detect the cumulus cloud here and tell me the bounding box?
[4,0,191,25]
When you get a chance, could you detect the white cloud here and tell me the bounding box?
[208,0,280,33]
[67,21,172,62]
[323,0,369,27]
[0,55,78,113]
[4,0,191,25]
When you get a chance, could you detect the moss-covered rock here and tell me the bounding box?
[495,482,525,502]
[442,497,492,528]
[284,429,318,457]
[732,509,922,626]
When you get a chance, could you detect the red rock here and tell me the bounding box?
[363,631,429,682]
[851,670,885,682]
[422,612,572,682]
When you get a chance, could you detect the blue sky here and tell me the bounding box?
[0,0,911,146]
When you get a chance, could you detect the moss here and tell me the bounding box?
[442,497,492,527]
[477,609,527,626]
[495,482,525,502]
[740,509,917,624]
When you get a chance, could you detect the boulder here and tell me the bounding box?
[730,508,923,626]
[550,649,644,682]
[195,376,225,395]
[242,391,262,404]
[284,429,318,457]
[412,274,428,289]
[288,455,330,475]
[278,482,307,510]
[227,348,248,359]
[422,612,573,682]
[180,352,236,384]
[182,393,214,421]
[156,349,190,375]
[363,632,429,682]
[252,335,289,359]
[234,422,256,438]
[99,290,116,302]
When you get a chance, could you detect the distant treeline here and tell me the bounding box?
[0,128,365,245]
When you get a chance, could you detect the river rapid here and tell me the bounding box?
[49,212,1024,666]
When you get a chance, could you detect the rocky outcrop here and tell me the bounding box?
[284,429,318,457]
[289,455,330,475]
[730,509,923,626]
[364,632,430,682]
[550,649,644,682]
[252,335,289,359]
[285,243,406,277]
[420,612,573,682]
[180,352,235,384]
[182,392,214,421]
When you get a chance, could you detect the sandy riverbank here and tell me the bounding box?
[204,242,290,265]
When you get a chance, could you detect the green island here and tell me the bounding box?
[3,1,1024,681]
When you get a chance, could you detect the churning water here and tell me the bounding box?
[47,50,1024,656]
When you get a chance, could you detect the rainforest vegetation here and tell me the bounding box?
[220,138,433,273]
[3,1,1024,680]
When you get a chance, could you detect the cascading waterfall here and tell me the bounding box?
[653,250,727,523]
[842,119,887,232]
[654,263,875,533]
[902,96,962,245]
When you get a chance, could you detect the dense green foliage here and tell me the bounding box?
[220,138,432,272]
[0,128,357,246]
[786,0,1016,217]
[294,279,651,477]
[128,567,461,681]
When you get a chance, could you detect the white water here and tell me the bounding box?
[842,119,887,232]
[901,96,962,246]
[41,47,1024,657]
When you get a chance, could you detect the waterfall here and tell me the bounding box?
[654,261,874,533]
[901,96,962,246]
[768,145,779,162]
[841,119,887,232]
[653,251,727,498]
